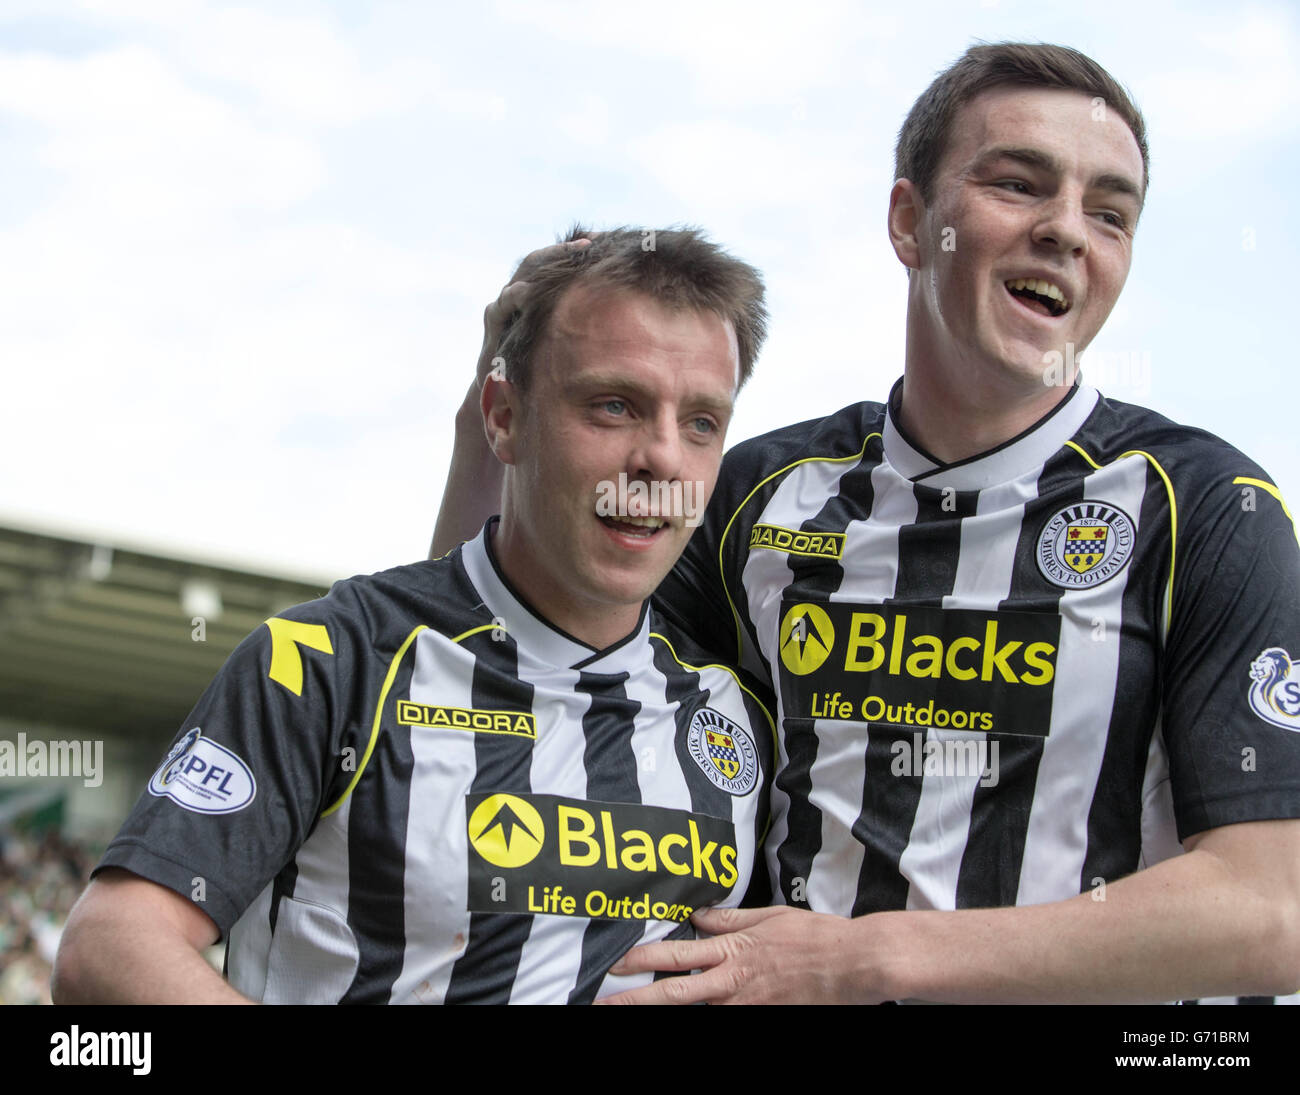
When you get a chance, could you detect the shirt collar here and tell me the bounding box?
[459,518,650,674]
[883,377,1099,490]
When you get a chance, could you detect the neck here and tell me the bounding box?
[899,321,1074,465]
[490,517,642,652]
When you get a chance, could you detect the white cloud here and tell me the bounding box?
[0,45,326,218]
[557,94,611,146]
[1140,8,1300,139]
[626,120,876,212]
[494,0,901,107]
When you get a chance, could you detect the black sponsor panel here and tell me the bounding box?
[465,793,738,923]
[778,600,1060,738]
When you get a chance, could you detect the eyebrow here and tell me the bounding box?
[974,146,1143,203]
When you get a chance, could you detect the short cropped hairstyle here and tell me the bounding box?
[895,42,1149,204]
[495,225,767,392]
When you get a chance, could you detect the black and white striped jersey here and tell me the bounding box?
[98,522,773,1004]
[657,380,1300,926]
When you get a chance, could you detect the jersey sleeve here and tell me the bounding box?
[655,497,735,662]
[657,406,884,677]
[654,417,787,670]
[655,419,816,672]
[1160,469,1300,839]
[95,585,366,936]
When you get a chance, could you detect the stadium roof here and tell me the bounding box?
[0,521,333,741]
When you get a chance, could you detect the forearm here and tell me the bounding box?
[604,820,1300,1005]
[52,871,253,1004]
[53,915,251,1004]
[429,383,503,559]
[871,842,1300,1003]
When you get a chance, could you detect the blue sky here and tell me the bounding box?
[1,0,1296,580]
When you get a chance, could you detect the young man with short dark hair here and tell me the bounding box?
[436,45,1300,1004]
[609,43,1300,1003]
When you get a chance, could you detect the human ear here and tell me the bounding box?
[888,178,924,272]
[481,370,519,466]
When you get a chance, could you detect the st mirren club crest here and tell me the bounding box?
[1037,502,1135,589]
[1064,523,1109,573]
[687,708,759,795]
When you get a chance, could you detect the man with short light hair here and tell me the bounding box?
[55,227,776,1004]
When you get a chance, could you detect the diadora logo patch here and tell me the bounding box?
[397,700,536,739]
[465,793,739,924]
[1248,648,1300,732]
[748,523,846,560]
[1036,502,1135,589]
[686,708,759,795]
[148,728,256,814]
[777,599,1060,738]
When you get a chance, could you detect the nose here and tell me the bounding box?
[1031,190,1089,256]
[627,410,684,497]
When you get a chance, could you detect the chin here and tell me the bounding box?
[986,337,1066,383]
[607,578,664,608]
[583,569,660,610]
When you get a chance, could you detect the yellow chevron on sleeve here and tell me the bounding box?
[263,617,334,696]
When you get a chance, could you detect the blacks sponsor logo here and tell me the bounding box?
[748,523,846,560]
[465,793,737,923]
[778,600,1059,738]
[397,700,536,739]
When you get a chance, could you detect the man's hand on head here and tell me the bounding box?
[432,236,591,560]
[597,905,888,1005]
[473,237,591,396]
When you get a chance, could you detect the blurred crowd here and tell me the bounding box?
[0,828,99,1005]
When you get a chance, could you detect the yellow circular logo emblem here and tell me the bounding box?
[779,603,835,676]
[467,793,545,868]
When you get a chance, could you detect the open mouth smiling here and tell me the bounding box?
[598,514,668,538]
[1005,277,1071,318]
